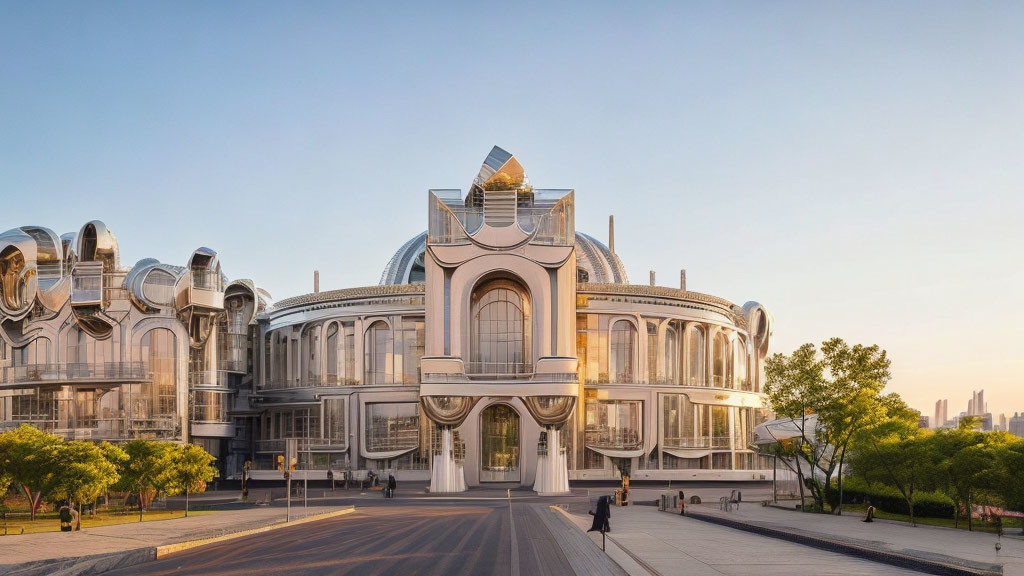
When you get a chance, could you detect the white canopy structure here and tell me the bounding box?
[753,414,821,445]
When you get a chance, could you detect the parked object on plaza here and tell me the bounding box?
[588,495,612,533]
[864,505,876,522]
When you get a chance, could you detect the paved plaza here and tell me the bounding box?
[7,484,1024,575]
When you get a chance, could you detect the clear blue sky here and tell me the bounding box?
[2,2,1022,417]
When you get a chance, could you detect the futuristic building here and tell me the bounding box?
[0,221,269,478]
[1,147,774,491]
[250,147,774,491]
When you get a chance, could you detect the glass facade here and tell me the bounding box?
[470,280,530,375]
[480,404,520,482]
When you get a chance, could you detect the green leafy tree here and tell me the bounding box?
[49,440,122,509]
[992,439,1024,513]
[764,343,825,509]
[850,422,939,525]
[161,443,218,516]
[764,338,893,513]
[0,425,62,520]
[112,439,175,520]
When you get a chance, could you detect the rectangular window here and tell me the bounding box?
[584,399,642,450]
[365,403,420,453]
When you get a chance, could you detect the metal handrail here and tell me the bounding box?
[464,362,533,377]
[0,362,147,384]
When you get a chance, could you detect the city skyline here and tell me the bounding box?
[2,3,1023,415]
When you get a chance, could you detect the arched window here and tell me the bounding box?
[610,320,636,383]
[665,326,678,385]
[734,337,749,390]
[325,323,339,384]
[301,325,320,385]
[686,325,704,386]
[140,328,176,418]
[364,321,393,384]
[713,332,728,387]
[470,278,530,375]
[647,323,658,384]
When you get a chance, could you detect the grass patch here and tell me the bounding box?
[1,508,216,535]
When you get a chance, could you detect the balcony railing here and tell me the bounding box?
[191,270,223,291]
[1,362,147,385]
[584,428,642,450]
[255,437,349,453]
[663,435,735,449]
[2,417,178,441]
[464,362,533,378]
[188,370,232,389]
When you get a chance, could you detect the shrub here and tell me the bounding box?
[828,476,954,518]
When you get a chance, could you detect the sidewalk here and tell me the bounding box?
[1,503,351,575]
[685,503,1024,576]
[567,504,930,576]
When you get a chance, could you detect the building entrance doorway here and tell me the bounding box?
[480,404,520,482]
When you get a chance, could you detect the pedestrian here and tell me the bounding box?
[387,474,397,499]
[59,504,73,532]
[588,495,611,533]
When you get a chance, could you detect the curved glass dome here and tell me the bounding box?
[379,230,628,285]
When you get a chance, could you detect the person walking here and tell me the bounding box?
[387,474,397,499]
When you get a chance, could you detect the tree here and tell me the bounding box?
[0,425,62,520]
[48,441,122,510]
[112,439,175,521]
[818,339,893,515]
[992,439,1024,514]
[764,338,893,514]
[764,343,825,510]
[161,444,217,517]
[850,424,939,526]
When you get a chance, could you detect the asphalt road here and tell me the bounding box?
[104,499,599,576]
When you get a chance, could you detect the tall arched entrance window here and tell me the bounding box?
[469,278,530,376]
[139,328,177,422]
[480,404,520,482]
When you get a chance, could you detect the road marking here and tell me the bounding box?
[508,496,520,576]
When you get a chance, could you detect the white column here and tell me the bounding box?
[430,426,466,493]
[533,427,570,495]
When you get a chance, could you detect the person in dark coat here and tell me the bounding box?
[588,495,611,533]
[387,474,397,498]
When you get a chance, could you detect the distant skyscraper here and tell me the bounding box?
[998,413,1008,431]
[1010,413,1024,438]
[918,414,930,429]
[967,390,986,417]
[935,398,948,428]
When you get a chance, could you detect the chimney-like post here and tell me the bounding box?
[314,270,320,294]
[608,215,615,254]
[649,270,656,286]
[680,269,687,291]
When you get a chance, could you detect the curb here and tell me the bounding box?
[155,506,355,558]
[685,509,1002,576]
[549,506,658,576]
[4,507,357,576]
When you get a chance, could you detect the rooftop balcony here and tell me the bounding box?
[70,261,104,307]
[175,268,225,312]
